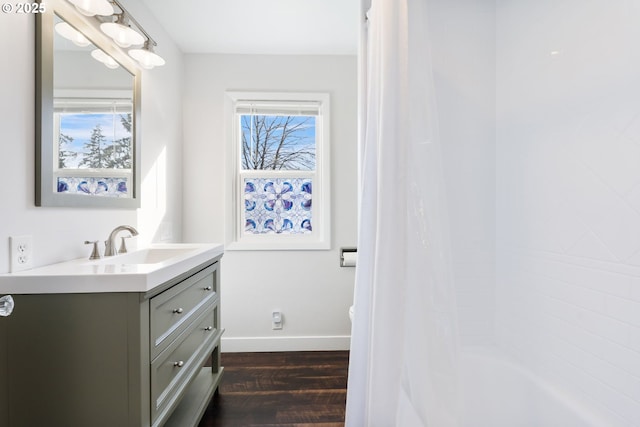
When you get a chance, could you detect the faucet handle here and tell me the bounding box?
[84,240,101,260]
[119,235,132,254]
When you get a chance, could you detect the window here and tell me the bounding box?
[225,92,330,250]
[53,93,133,198]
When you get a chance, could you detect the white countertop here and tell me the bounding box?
[0,243,224,294]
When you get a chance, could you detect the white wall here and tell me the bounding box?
[182,54,358,352]
[0,1,183,274]
[429,0,497,346]
[496,1,640,425]
[55,51,133,89]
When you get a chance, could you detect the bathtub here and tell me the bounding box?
[458,347,607,427]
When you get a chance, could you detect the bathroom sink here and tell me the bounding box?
[0,243,224,294]
[90,247,198,265]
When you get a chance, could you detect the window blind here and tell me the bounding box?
[235,100,321,116]
[53,98,132,114]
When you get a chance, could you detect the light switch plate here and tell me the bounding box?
[272,310,283,330]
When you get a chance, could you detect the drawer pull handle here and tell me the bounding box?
[174,361,184,368]
[204,286,212,291]
[204,326,213,331]
[173,308,184,314]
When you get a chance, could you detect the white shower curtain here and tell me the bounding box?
[345,0,460,426]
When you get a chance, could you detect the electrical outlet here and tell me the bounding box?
[10,235,33,273]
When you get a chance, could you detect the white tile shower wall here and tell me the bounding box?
[429,0,496,345]
[497,0,640,425]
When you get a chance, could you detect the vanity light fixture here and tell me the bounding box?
[63,0,165,69]
[67,0,114,17]
[90,48,120,69]
[100,13,145,48]
[128,40,165,69]
[54,21,91,47]
[102,0,165,68]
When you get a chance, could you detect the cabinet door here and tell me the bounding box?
[5,293,142,427]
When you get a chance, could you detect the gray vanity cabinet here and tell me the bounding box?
[0,259,223,427]
[0,314,7,427]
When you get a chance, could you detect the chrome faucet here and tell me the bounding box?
[104,225,139,257]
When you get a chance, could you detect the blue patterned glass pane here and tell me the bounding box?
[244,178,312,235]
[57,177,129,197]
[241,115,315,171]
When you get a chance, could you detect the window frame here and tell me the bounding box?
[225,91,331,250]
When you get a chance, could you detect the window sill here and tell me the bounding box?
[226,238,330,251]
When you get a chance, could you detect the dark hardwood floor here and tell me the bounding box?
[198,351,349,427]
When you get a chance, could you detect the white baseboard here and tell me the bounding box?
[221,335,351,353]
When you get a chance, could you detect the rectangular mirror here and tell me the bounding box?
[36,0,141,208]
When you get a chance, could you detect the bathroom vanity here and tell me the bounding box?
[0,244,224,427]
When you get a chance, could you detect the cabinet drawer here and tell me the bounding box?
[150,263,218,358]
[151,305,219,424]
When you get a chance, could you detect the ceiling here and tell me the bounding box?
[138,0,360,55]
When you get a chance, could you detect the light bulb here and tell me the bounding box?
[55,22,91,47]
[91,49,120,69]
[100,20,144,48]
[129,46,165,69]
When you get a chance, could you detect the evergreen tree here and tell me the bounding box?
[120,113,132,133]
[58,132,76,168]
[103,114,132,169]
[80,125,107,168]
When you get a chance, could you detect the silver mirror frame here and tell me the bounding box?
[35,0,141,208]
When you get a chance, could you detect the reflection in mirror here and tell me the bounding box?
[36,0,141,208]
[53,14,134,199]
